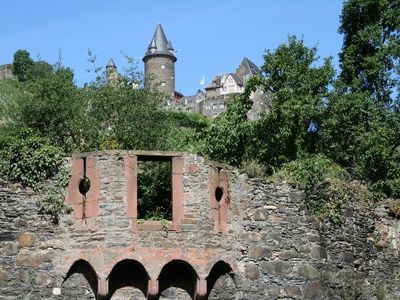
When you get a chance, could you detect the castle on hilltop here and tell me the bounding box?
[108,23,270,119]
[1,24,269,120]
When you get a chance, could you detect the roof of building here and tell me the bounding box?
[230,73,243,86]
[106,59,117,68]
[205,57,259,91]
[238,57,260,76]
[205,75,222,90]
[205,72,244,90]
[143,24,176,62]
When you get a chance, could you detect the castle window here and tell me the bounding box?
[205,105,210,110]
[161,65,165,70]
[161,82,166,87]
[125,154,184,232]
[137,159,172,221]
[219,104,224,109]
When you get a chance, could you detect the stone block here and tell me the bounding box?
[3,242,18,255]
[342,252,354,263]
[297,263,319,279]
[307,234,320,242]
[14,218,28,227]
[34,272,52,286]
[268,285,281,297]
[268,214,283,222]
[245,264,260,280]
[52,240,64,250]
[0,269,10,282]
[18,233,35,248]
[311,246,327,260]
[289,191,305,203]
[304,282,324,300]
[285,286,302,299]
[248,246,272,259]
[186,163,199,174]
[280,249,300,260]
[15,251,52,267]
[18,270,30,283]
[53,288,61,296]
[253,208,269,221]
[260,260,291,275]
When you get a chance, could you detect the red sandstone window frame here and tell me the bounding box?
[124,153,184,232]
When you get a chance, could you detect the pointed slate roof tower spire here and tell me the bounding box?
[106,58,117,68]
[143,24,177,98]
[143,24,176,61]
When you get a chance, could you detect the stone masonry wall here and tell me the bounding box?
[144,56,175,98]
[1,151,400,299]
[0,64,15,80]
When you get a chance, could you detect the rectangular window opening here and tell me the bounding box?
[137,158,172,221]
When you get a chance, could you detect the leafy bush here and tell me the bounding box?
[269,154,368,223]
[241,159,267,178]
[370,179,400,200]
[37,165,72,223]
[0,130,65,188]
[270,154,349,189]
[307,178,371,224]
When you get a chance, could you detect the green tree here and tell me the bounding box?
[13,66,87,151]
[27,60,53,81]
[13,49,34,82]
[201,90,254,166]
[320,88,374,168]
[0,79,22,122]
[251,36,334,172]
[339,0,400,104]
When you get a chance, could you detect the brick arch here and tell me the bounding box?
[63,259,98,296]
[107,259,149,299]
[206,260,235,297]
[158,259,199,299]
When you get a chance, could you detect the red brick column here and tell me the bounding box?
[66,157,100,220]
[172,157,184,231]
[66,158,84,219]
[195,279,207,299]
[209,167,230,233]
[85,157,101,218]
[147,279,159,299]
[124,155,138,232]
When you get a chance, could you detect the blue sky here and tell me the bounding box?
[1,1,344,95]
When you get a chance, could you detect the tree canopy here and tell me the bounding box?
[339,0,400,105]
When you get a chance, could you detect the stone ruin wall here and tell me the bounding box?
[0,64,15,80]
[0,151,400,299]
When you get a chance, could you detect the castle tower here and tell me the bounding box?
[106,58,118,81]
[143,24,176,98]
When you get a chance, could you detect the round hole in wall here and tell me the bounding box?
[79,176,91,195]
[215,186,224,203]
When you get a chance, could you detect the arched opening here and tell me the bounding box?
[206,261,235,299]
[107,259,149,299]
[160,287,192,299]
[110,286,146,299]
[158,260,199,299]
[62,259,98,298]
